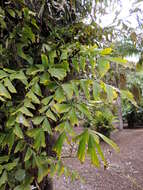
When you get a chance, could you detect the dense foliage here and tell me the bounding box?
[0,0,136,189]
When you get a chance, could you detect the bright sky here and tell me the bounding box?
[98,0,143,28]
[96,0,143,63]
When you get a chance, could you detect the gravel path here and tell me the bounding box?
[54,129,143,190]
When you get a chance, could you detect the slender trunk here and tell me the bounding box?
[115,64,124,130]
[117,94,124,130]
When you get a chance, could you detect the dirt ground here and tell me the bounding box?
[53,129,143,190]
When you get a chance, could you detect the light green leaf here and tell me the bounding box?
[121,90,137,107]
[41,96,53,105]
[97,132,119,152]
[54,87,66,103]
[42,118,52,134]
[24,147,33,162]
[32,116,45,125]
[14,124,24,139]
[46,109,57,121]
[32,83,42,97]
[48,68,66,80]
[0,82,11,99]
[16,114,30,127]
[68,108,78,126]
[53,103,71,113]
[10,71,28,85]
[80,80,90,100]
[100,48,112,55]
[0,171,7,187]
[62,83,73,99]
[105,85,118,102]
[26,91,40,104]
[4,78,17,93]
[93,81,101,101]
[41,53,48,66]
[19,107,33,117]
[98,59,110,77]
[77,103,91,120]
[0,70,8,79]
[15,169,25,182]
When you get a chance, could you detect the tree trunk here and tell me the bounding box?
[117,94,124,130]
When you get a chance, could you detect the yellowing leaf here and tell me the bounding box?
[53,103,71,113]
[100,48,112,55]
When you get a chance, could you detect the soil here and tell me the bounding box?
[53,129,143,190]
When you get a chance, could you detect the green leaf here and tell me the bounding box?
[41,53,48,66]
[7,8,15,17]
[16,114,30,127]
[10,71,28,85]
[80,80,90,100]
[80,56,86,71]
[14,141,25,153]
[54,132,66,157]
[34,129,46,150]
[26,91,40,104]
[32,83,42,97]
[15,169,25,182]
[100,48,112,55]
[0,156,9,164]
[0,82,11,99]
[4,78,17,93]
[48,68,66,80]
[24,100,35,110]
[87,134,100,167]
[62,83,73,99]
[3,161,17,171]
[68,108,78,126]
[37,164,49,183]
[98,59,110,77]
[55,121,74,135]
[46,109,57,121]
[0,70,8,79]
[97,132,119,152]
[93,81,101,101]
[71,81,79,97]
[24,147,33,162]
[54,87,66,103]
[41,96,53,105]
[32,116,45,125]
[105,85,118,102]
[42,118,52,134]
[121,90,137,107]
[77,103,91,120]
[19,107,33,117]
[0,171,7,187]
[77,129,89,163]
[14,124,24,139]
[53,103,71,113]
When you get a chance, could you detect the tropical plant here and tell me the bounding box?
[0,0,136,189]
